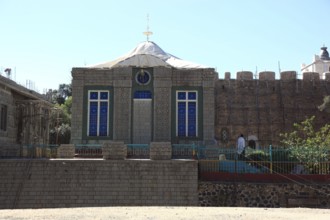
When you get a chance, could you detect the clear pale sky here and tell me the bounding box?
[0,0,329,92]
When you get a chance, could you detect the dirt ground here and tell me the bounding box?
[1,207,330,220]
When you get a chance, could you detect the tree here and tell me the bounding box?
[56,84,72,105]
[45,83,72,105]
[280,116,330,174]
[49,96,72,144]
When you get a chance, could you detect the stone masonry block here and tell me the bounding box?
[237,71,253,80]
[225,72,231,80]
[303,72,320,81]
[150,142,172,160]
[259,71,275,81]
[325,72,330,81]
[280,71,297,80]
[57,144,75,158]
[102,141,127,160]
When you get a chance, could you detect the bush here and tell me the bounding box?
[280,116,330,174]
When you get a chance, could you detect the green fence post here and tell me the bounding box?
[269,145,273,174]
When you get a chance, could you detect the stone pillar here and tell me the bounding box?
[153,67,172,141]
[113,68,132,143]
[102,141,127,160]
[57,144,75,158]
[150,142,172,160]
[203,69,217,146]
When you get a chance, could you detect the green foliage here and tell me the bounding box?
[48,84,72,144]
[49,123,71,145]
[280,116,330,174]
[246,150,269,169]
[246,150,268,161]
[46,83,72,105]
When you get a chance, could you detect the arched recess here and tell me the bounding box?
[247,135,260,149]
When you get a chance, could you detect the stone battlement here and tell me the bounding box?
[224,71,330,81]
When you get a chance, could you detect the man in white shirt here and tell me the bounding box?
[237,134,246,160]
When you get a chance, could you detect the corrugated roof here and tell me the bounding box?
[89,41,208,69]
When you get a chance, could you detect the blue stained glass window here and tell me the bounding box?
[134,91,152,99]
[188,102,196,136]
[177,102,186,136]
[99,102,108,136]
[88,91,110,137]
[100,92,108,100]
[90,92,98,100]
[188,92,197,100]
[176,91,198,137]
[178,92,186,100]
[89,102,98,136]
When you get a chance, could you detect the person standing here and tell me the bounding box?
[237,134,246,160]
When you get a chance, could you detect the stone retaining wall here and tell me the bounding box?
[0,159,198,209]
[199,181,330,208]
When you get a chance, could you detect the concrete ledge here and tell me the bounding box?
[57,144,75,158]
[150,142,172,160]
[102,141,127,160]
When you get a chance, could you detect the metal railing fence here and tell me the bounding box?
[127,144,149,159]
[21,144,59,158]
[75,144,102,158]
[198,146,330,175]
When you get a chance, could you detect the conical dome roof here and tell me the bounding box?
[89,41,208,69]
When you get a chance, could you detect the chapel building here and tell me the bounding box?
[71,41,218,146]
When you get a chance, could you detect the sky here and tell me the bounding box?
[0,0,329,92]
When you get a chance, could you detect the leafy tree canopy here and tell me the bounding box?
[280,116,330,173]
[48,84,72,144]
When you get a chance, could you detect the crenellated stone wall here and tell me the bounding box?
[215,71,330,147]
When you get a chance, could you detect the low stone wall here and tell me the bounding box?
[0,159,198,209]
[199,181,330,208]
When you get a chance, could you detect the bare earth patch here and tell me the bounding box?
[1,207,330,220]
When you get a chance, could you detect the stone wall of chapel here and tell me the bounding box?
[71,67,218,145]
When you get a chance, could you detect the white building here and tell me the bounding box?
[301,46,330,79]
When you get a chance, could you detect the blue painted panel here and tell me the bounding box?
[90,92,98,100]
[177,92,186,100]
[188,92,197,100]
[100,92,108,100]
[177,102,186,136]
[99,102,108,136]
[134,91,152,99]
[188,102,196,136]
[89,102,98,136]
